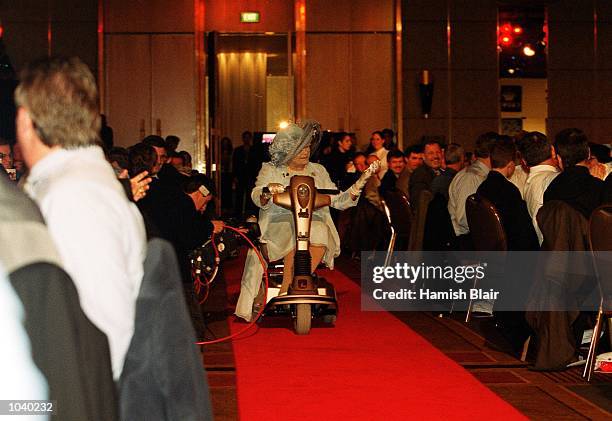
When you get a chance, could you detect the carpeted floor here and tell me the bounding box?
[201,251,612,420]
[225,265,524,420]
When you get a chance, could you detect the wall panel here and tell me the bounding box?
[105,0,194,33]
[151,35,196,157]
[305,34,351,133]
[105,35,152,146]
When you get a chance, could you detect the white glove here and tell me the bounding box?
[349,160,380,196]
[261,183,285,203]
[266,183,285,195]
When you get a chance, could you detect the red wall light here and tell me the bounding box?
[499,35,513,47]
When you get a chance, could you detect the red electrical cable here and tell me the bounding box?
[196,224,268,345]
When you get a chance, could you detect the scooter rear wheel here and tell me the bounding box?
[294,304,312,335]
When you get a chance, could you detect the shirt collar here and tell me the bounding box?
[527,164,558,177]
[27,146,104,188]
[470,159,490,175]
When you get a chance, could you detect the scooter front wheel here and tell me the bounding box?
[294,303,312,335]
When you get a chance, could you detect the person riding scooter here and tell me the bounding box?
[235,120,379,322]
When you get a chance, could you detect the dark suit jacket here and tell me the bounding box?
[138,165,213,282]
[409,165,439,211]
[526,200,592,370]
[11,264,118,421]
[477,171,539,251]
[544,165,605,218]
[120,238,212,421]
[379,170,399,195]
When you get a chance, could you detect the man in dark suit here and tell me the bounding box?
[476,138,538,353]
[477,137,539,251]
[409,139,444,210]
[379,149,406,195]
[544,128,606,218]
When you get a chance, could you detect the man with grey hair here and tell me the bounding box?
[431,143,465,200]
[15,56,146,380]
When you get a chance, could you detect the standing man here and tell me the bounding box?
[16,57,146,380]
[233,130,253,216]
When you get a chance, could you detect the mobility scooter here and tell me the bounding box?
[260,174,339,335]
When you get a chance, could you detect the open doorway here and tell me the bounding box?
[207,32,294,214]
[498,6,548,136]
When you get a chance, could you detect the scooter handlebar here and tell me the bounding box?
[262,186,339,195]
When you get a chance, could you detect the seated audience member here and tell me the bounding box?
[588,141,611,179]
[476,138,538,353]
[543,128,605,218]
[0,174,118,421]
[382,128,396,150]
[448,132,496,243]
[348,155,389,254]
[323,132,354,187]
[17,57,146,380]
[143,135,168,177]
[410,139,444,211]
[404,144,424,170]
[423,144,464,252]
[431,143,465,201]
[340,152,367,191]
[477,138,539,251]
[396,144,424,199]
[366,131,389,177]
[517,131,559,244]
[379,150,406,195]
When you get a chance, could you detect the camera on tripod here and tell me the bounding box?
[189,217,260,281]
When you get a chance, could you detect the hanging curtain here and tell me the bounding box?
[218,52,267,149]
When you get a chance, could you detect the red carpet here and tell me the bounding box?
[225,262,525,420]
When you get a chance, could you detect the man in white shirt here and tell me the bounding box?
[15,57,146,379]
[517,131,559,245]
[448,132,496,238]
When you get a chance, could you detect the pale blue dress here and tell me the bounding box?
[235,162,358,320]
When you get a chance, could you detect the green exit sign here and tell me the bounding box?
[240,12,260,23]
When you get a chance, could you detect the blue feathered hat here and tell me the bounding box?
[269,120,322,167]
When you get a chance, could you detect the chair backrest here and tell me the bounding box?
[589,205,612,301]
[381,190,412,250]
[465,193,507,251]
[409,189,433,251]
[589,205,612,252]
